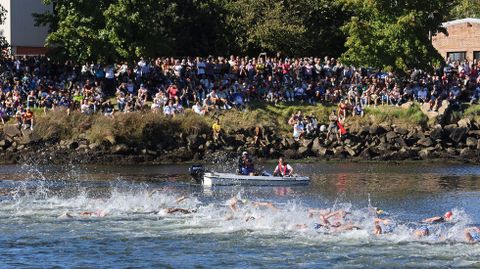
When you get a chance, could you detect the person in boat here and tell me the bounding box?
[464,227,480,243]
[422,211,453,223]
[273,157,294,177]
[237,151,255,175]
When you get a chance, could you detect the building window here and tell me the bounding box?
[474,51,480,60]
[447,51,466,61]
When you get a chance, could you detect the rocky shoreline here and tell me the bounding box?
[1,116,480,165]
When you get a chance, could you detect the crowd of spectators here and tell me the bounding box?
[0,55,479,131]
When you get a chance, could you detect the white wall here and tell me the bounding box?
[10,0,51,47]
[0,0,12,46]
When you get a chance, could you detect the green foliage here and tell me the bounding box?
[225,0,348,56]
[363,103,428,127]
[33,0,478,67]
[0,4,9,57]
[340,0,455,74]
[450,0,480,19]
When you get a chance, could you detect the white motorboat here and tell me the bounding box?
[202,172,310,186]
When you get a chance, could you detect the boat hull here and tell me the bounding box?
[202,172,310,186]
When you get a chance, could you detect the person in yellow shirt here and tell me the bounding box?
[212,118,223,143]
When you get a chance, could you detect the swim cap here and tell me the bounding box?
[242,151,248,155]
[444,211,453,219]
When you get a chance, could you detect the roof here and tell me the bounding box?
[442,18,480,27]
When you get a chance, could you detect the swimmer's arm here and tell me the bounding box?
[176,196,187,204]
[422,216,441,223]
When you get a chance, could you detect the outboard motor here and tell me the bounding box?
[189,165,205,184]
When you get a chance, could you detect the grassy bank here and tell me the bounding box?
[24,102,434,147]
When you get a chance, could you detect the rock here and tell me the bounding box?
[0,140,5,147]
[401,101,414,109]
[457,118,471,129]
[443,124,458,134]
[466,137,477,148]
[357,126,370,137]
[468,130,480,137]
[69,141,79,150]
[205,141,214,150]
[77,144,89,151]
[386,131,397,142]
[4,125,21,138]
[369,125,386,135]
[302,139,313,149]
[89,143,100,150]
[478,139,480,150]
[103,135,116,145]
[419,149,430,159]
[17,145,25,151]
[345,146,356,157]
[284,149,300,159]
[298,146,310,156]
[394,127,408,136]
[112,144,130,154]
[429,127,444,140]
[460,148,475,158]
[437,100,450,116]
[449,127,468,143]
[417,137,434,147]
[311,137,322,153]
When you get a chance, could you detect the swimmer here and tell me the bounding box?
[414,226,430,238]
[307,208,331,218]
[80,210,107,217]
[58,212,74,219]
[373,218,393,235]
[158,208,195,215]
[318,209,350,227]
[464,227,480,243]
[422,211,453,223]
[252,202,278,211]
[314,222,360,233]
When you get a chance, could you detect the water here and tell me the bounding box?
[1,163,480,268]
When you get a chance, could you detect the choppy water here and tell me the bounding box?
[1,163,480,268]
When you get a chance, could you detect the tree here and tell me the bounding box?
[450,0,480,19]
[340,0,456,74]
[0,4,9,58]
[35,0,115,63]
[225,0,348,56]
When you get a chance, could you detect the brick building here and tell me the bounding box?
[0,0,52,55]
[432,18,480,62]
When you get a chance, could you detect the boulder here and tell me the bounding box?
[457,118,471,129]
[417,137,434,147]
[449,127,468,143]
[429,127,444,140]
[385,131,397,142]
[419,149,430,160]
[311,137,322,153]
[466,137,477,148]
[369,125,386,135]
[298,146,310,156]
[69,141,79,150]
[103,135,116,145]
[4,125,21,138]
[89,143,100,150]
[460,148,476,158]
[112,144,130,154]
[394,127,408,136]
[345,146,357,157]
